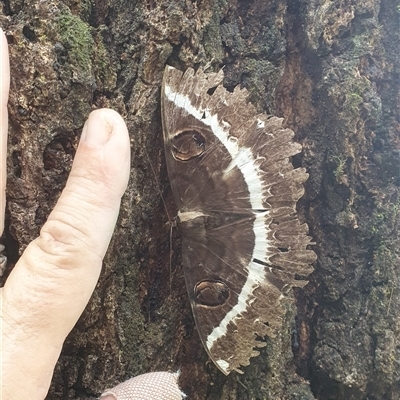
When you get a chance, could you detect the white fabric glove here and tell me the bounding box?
[100,372,186,400]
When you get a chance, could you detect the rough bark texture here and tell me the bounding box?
[0,0,398,399]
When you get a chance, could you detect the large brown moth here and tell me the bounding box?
[161,65,316,374]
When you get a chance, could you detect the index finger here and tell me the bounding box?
[0,28,10,236]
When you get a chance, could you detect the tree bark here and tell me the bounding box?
[0,0,398,399]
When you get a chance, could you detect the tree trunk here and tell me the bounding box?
[1,0,398,399]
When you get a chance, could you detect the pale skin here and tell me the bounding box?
[0,28,131,399]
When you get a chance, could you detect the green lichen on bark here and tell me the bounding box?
[56,10,94,78]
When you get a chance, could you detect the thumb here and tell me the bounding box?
[1,109,130,400]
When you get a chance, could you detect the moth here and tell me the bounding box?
[161,65,316,375]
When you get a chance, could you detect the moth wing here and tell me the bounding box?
[180,213,305,375]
